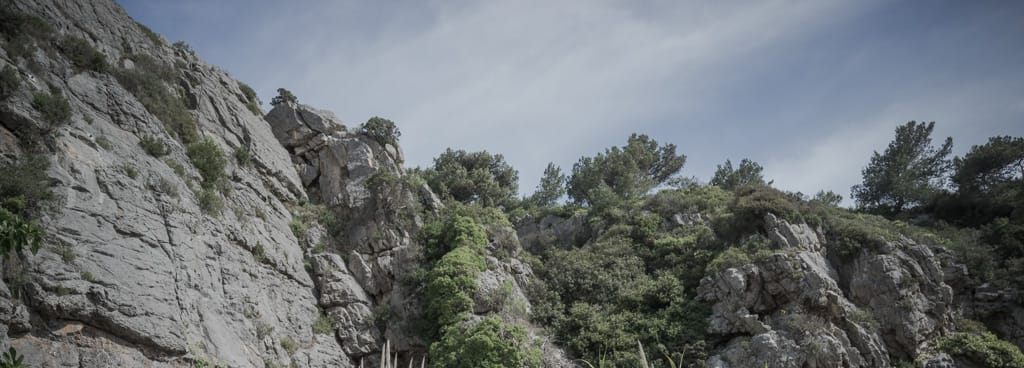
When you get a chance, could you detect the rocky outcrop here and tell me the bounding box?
[699,214,954,368]
[0,0,342,366]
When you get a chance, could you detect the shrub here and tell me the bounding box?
[114,55,197,143]
[418,214,489,262]
[269,88,297,106]
[153,177,178,198]
[0,347,25,368]
[0,155,56,216]
[0,65,20,99]
[32,89,72,125]
[187,137,227,189]
[234,146,251,166]
[360,116,401,146]
[312,313,333,335]
[423,149,519,207]
[95,136,113,150]
[139,135,170,157]
[58,36,108,72]
[0,207,43,258]
[136,21,162,45]
[238,82,261,115]
[81,271,95,282]
[196,188,223,216]
[122,164,138,179]
[279,336,298,355]
[430,316,542,368]
[165,159,187,178]
[938,332,1024,368]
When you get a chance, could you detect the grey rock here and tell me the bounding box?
[700,215,954,368]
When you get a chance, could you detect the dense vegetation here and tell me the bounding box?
[414,120,1024,367]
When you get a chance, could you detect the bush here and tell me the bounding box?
[139,135,170,157]
[234,146,251,166]
[0,347,26,368]
[423,149,519,208]
[135,21,162,45]
[279,336,298,355]
[32,89,72,125]
[360,116,401,146]
[186,137,227,189]
[95,136,113,150]
[238,82,261,115]
[312,313,333,335]
[430,316,542,368]
[196,188,223,216]
[938,332,1024,368]
[419,214,489,262]
[114,55,197,143]
[0,155,56,216]
[58,36,108,72]
[0,65,20,99]
[0,207,43,258]
[269,88,296,106]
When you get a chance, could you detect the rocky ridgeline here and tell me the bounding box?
[1,0,1023,367]
[697,214,953,367]
[0,0,556,366]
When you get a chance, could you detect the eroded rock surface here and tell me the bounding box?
[699,214,953,368]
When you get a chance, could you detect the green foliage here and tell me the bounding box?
[114,54,197,143]
[0,207,43,258]
[0,65,20,99]
[139,135,170,157]
[187,137,227,189]
[426,244,486,328]
[359,116,401,146]
[568,133,686,206]
[0,347,25,368]
[81,271,95,282]
[312,313,334,335]
[122,164,138,179]
[419,214,489,262]
[812,190,843,206]
[0,155,56,217]
[196,188,223,216]
[85,130,113,147]
[429,316,542,368]
[710,158,767,190]
[136,21,162,45]
[279,336,298,355]
[424,149,519,208]
[253,242,267,263]
[938,331,1024,368]
[172,40,195,54]
[234,146,251,166]
[238,82,262,115]
[32,88,72,125]
[270,88,297,106]
[935,136,1024,227]
[57,36,108,72]
[526,162,566,208]
[851,121,952,214]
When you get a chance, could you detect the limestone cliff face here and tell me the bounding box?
[0,1,556,366]
[0,0,348,366]
[699,214,954,368]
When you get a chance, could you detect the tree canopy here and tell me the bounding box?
[424,149,519,208]
[526,162,566,208]
[567,133,685,206]
[710,158,767,190]
[269,87,297,106]
[851,121,952,214]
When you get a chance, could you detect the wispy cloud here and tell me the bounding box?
[120,0,1024,200]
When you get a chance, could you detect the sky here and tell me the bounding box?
[117,0,1024,204]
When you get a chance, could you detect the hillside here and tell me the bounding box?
[1,1,1023,368]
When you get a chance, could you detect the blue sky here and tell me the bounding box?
[118,0,1024,204]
